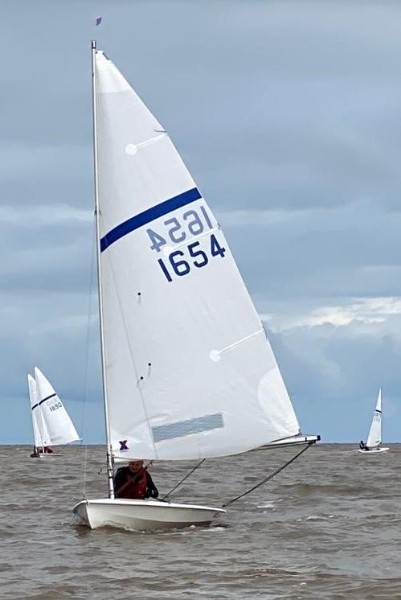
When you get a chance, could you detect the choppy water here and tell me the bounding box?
[1,444,400,599]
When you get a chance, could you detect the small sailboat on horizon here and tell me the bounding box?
[72,41,319,532]
[358,388,389,454]
[28,367,80,458]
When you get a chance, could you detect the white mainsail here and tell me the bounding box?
[33,367,80,446]
[95,51,303,462]
[366,388,382,449]
[28,373,50,449]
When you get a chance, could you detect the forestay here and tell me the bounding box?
[34,368,80,446]
[366,388,382,448]
[95,51,301,461]
[28,373,50,448]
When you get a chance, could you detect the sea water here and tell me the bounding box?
[0,444,400,599]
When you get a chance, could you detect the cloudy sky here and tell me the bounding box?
[1,0,401,444]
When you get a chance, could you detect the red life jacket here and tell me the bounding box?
[120,470,148,499]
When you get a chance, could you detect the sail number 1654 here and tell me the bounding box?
[145,206,226,282]
[157,235,225,282]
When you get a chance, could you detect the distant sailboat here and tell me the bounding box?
[72,42,319,531]
[28,367,80,457]
[358,388,389,454]
[28,372,51,457]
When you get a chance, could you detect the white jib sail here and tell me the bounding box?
[366,388,382,448]
[28,373,51,448]
[34,367,80,446]
[95,50,301,461]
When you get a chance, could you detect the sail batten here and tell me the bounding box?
[95,49,302,461]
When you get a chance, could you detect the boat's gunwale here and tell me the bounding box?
[73,497,226,514]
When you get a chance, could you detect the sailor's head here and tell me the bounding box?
[128,459,144,472]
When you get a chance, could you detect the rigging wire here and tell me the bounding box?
[161,459,205,501]
[80,219,97,498]
[222,442,313,508]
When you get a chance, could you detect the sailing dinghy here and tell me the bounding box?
[73,42,319,531]
[28,367,80,457]
[358,388,389,454]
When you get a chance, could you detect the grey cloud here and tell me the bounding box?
[267,315,401,441]
[0,144,91,209]
[0,290,101,398]
[221,199,401,303]
[2,0,401,443]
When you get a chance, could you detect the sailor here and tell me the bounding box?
[114,460,159,500]
[30,446,40,458]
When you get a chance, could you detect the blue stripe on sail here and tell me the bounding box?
[152,413,224,443]
[100,187,202,252]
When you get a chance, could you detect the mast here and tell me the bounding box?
[29,374,41,453]
[91,40,115,498]
[39,405,45,453]
[378,387,382,444]
[35,375,46,453]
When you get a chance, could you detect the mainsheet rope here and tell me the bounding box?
[222,442,314,508]
[161,459,205,501]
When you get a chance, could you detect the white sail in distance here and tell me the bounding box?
[34,368,80,446]
[95,50,303,461]
[366,388,382,449]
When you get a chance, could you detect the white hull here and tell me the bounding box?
[357,447,389,454]
[73,498,226,531]
[30,455,61,460]
[30,452,61,458]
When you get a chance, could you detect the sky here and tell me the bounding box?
[1,0,401,444]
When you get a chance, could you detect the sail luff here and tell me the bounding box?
[92,40,115,497]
